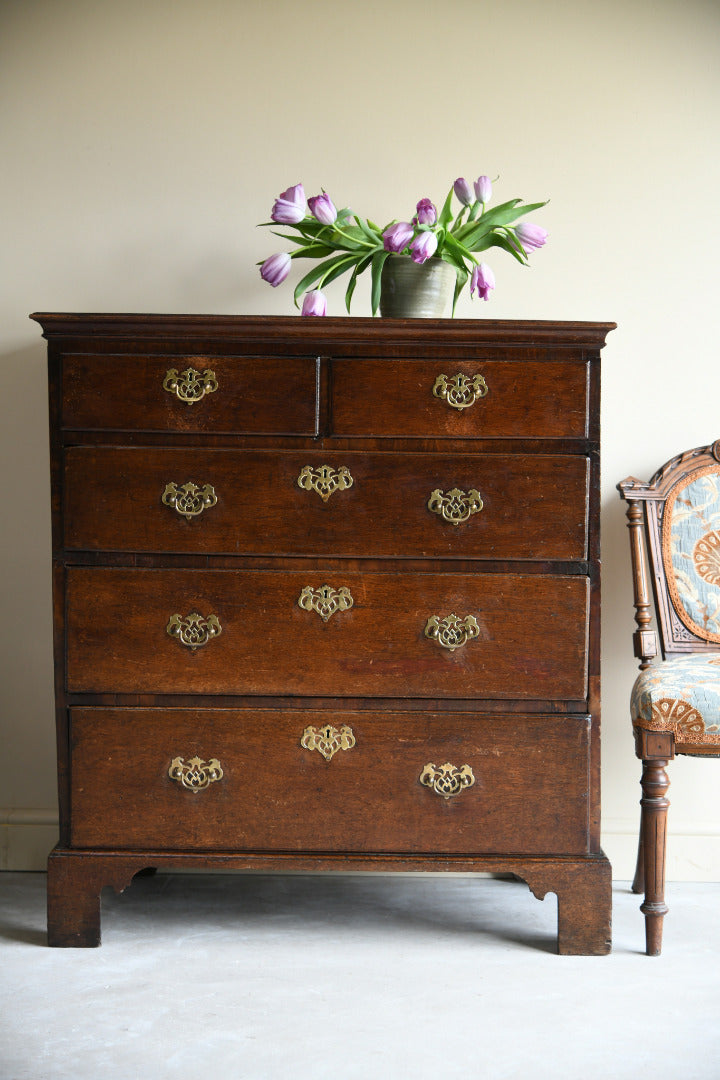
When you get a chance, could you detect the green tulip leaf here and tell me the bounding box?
[289,244,337,260]
[345,253,374,313]
[370,250,390,316]
[292,254,353,307]
[437,186,455,230]
[318,253,361,290]
[443,231,473,267]
[269,230,317,247]
[484,230,529,264]
[451,266,468,316]
[353,215,383,245]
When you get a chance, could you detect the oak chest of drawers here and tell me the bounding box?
[33,314,614,952]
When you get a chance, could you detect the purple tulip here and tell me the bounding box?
[470,262,495,301]
[410,230,438,264]
[301,290,327,317]
[474,175,492,204]
[259,252,292,288]
[515,222,548,253]
[382,221,414,253]
[453,177,474,206]
[415,198,437,226]
[308,192,337,226]
[270,183,306,224]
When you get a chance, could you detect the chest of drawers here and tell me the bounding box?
[32,314,614,952]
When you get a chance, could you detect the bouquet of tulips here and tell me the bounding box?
[258,174,548,316]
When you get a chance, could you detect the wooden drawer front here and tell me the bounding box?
[69,708,591,855]
[61,354,318,434]
[64,448,589,560]
[66,568,589,700]
[331,359,588,439]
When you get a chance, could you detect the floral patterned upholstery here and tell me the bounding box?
[664,466,720,642]
[631,654,720,748]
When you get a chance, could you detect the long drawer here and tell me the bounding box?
[61,354,319,434]
[331,358,589,438]
[68,708,591,854]
[64,448,589,560]
[66,568,589,699]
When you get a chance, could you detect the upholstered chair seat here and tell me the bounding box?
[619,441,720,955]
[631,654,720,752]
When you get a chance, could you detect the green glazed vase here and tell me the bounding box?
[379,255,456,318]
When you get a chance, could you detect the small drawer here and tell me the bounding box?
[68,707,591,855]
[63,447,589,560]
[61,354,318,434]
[331,358,589,439]
[66,567,589,700]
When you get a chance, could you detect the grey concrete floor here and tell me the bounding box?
[1,871,719,1080]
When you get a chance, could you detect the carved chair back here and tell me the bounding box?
[618,441,720,668]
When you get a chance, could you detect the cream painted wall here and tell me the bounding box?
[2,0,720,877]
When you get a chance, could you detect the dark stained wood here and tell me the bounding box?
[331,359,589,439]
[30,313,617,349]
[61,354,319,435]
[69,708,591,855]
[64,448,589,560]
[635,728,674,956]
[46,849,611,953]
[622,498,658,669]
[65,567,589,699]
[36,313,614,952]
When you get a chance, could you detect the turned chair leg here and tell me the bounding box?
[639,757,671,956]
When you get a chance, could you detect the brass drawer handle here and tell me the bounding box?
[169,756,224,792]
[432,372,488,410]
[162,482,218,520]
[298,585,354,622]
[163,366,218,404]
[166,612,222,650]
[420,762,475,800]
[424,613,480,652]
[427,487,483,525]
[301,724,356,761]
[297,465,354,502]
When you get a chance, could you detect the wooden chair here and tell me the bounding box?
[618,441,720,954]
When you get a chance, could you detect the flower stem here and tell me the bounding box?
[330,223,376,249]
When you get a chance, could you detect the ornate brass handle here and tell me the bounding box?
[424,613,480,652]
[420,762,475,800]
[162,482,218,520]
[166,612,222,650]
[163,366,218,404]
[427,487,483,525]
[168,756,224,792]
[301,724,356,761]
[297,465,354,502]
[298,585,354,622]
[432,372,488,410]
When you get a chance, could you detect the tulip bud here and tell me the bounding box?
[470,262,495,301]
[382,221,414,253]
[259,252,292,288]
[453,177,473,206]
[301,290,327,317]
[515,222,548,253]
[410,231,438,264]
[308,192,337,226]
[270,183,307,224]
[415,198,437,226]
[474,175,492,204]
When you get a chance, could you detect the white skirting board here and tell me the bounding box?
[602,818,720,882]
[2,811,720,880]
[0,810,58,871]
